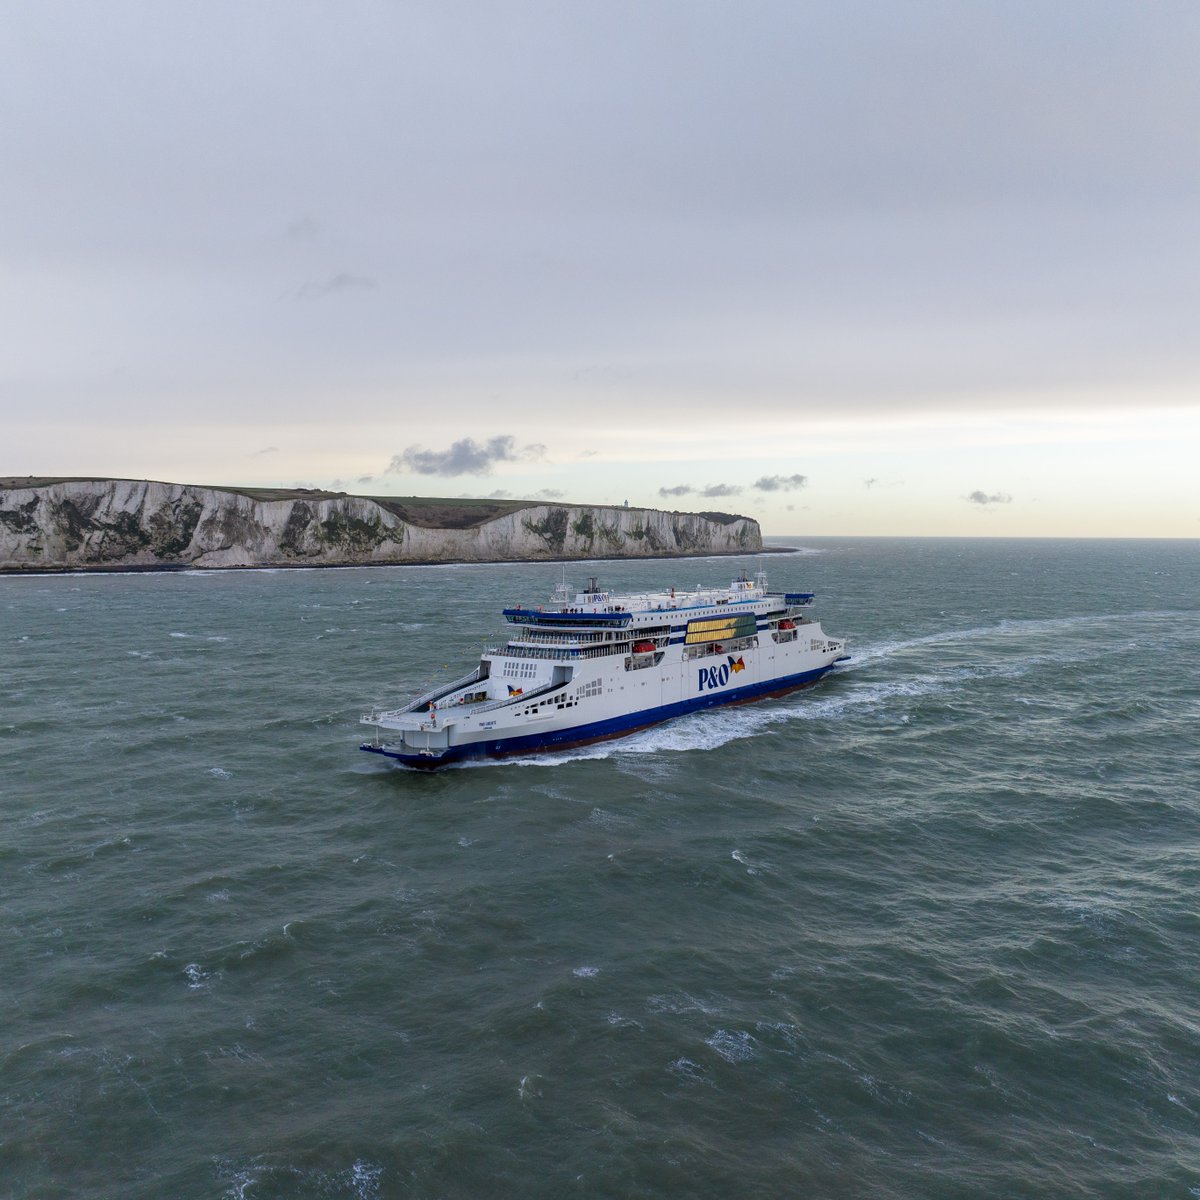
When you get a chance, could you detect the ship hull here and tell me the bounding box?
[361,660,837,769]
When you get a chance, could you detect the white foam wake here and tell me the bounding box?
[446,610,1165,771]
[457,674,935,770]
[847,610,1160,668]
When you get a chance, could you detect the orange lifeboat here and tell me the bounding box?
[632,640,656,654]
[778,619,796,630]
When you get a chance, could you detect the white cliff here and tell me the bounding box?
[0,479,761,571]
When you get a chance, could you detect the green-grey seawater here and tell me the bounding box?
[3,538,1199,1199]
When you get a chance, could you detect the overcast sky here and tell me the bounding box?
[3,0,1197,535]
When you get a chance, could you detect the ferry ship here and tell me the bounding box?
[360,570,847,768]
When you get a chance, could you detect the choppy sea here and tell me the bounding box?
[3,537,1199,1199]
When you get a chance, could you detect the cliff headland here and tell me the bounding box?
[0,478,762,572]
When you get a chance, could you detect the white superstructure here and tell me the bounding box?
[361,570,847,768]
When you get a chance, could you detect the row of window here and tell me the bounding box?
[514,625,672,647]
[502,660,539,678]
[517,629,617,645]
[683,636,758,660]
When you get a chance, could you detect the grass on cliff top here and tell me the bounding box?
[0,478,746,527]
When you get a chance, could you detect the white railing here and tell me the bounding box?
[502,643,627,662]
[471,680,566,715]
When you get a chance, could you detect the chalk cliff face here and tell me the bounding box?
[0,480,761,571]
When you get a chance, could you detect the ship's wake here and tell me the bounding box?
[445,610,1170,770]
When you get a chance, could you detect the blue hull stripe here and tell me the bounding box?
[361,663,837,769]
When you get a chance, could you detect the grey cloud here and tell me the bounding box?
[356,475,374,484]
[254,446,279,455]
[753,474,807,492]
[659,484,694,497]
[286,213,320,241]
[701,483,742,498]
[535,488,565,500]
[486,489,512,499]
[294,273,376,300]
[9,1,1199,479]
[966,490,1013,505]
[387,436,543,477]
